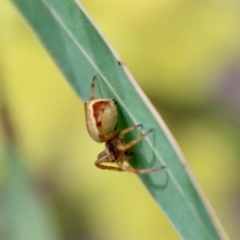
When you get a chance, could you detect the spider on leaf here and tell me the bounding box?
[84,76,164,174]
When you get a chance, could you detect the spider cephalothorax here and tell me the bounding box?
[85,76,163,174]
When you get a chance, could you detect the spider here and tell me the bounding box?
[85,76,163,174]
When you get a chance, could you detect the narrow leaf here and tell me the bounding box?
[11,0,227,239]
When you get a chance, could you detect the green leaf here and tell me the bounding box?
[10,0,227,239]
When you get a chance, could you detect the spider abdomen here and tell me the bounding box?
[85,99,118,142]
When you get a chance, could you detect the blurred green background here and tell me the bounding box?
[1,0,240,239]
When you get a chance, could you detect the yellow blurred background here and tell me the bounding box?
[1,0,240,239]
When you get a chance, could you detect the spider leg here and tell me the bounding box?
[118,164,165,174]
[95,153,126,172]
[95,150,132,172]
[116,152,165,174]
[95,163,126,172]
[118,124,142,139]
[89,76,96,100]
[117,129,152,152]
[95,151,165,174]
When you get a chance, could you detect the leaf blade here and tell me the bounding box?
[10,0,227,239]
